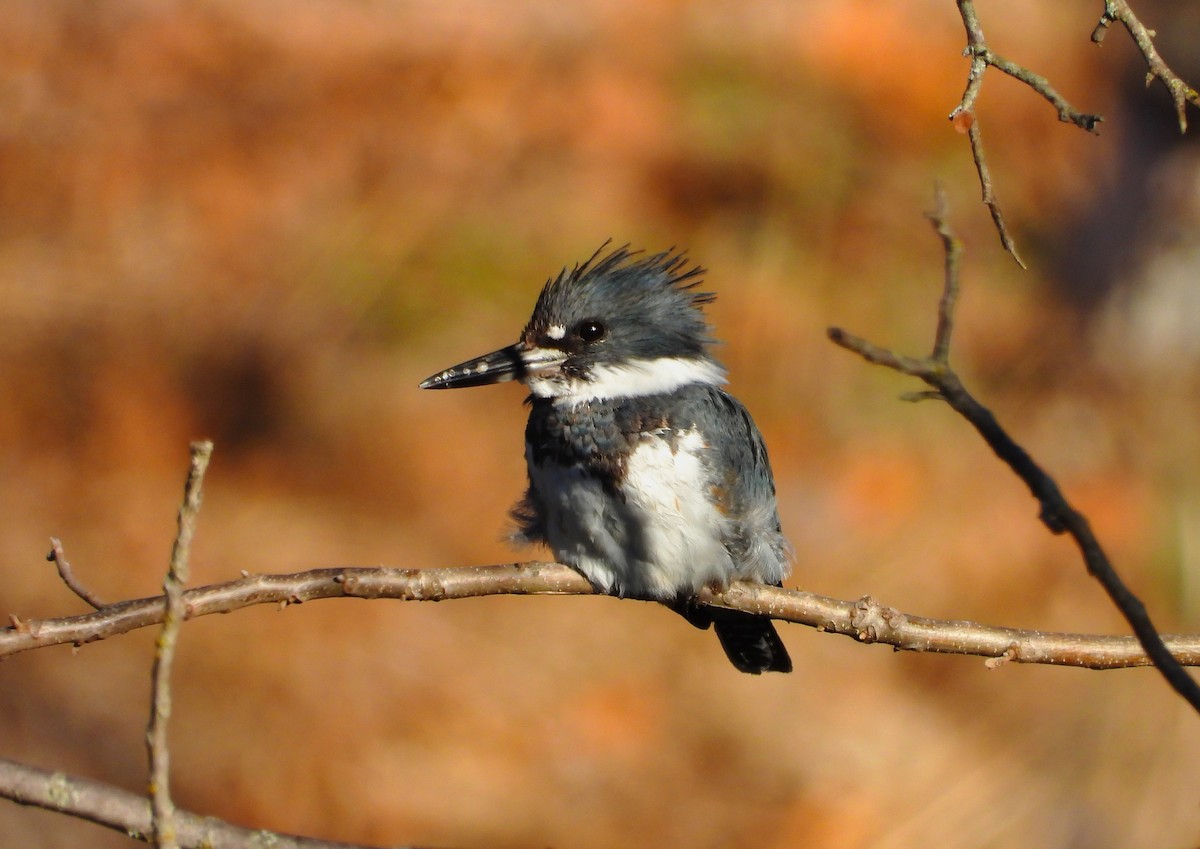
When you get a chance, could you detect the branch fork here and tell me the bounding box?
[828,190,1200,713]
[950,0,1199,263]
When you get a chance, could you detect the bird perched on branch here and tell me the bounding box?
[420,244,792,673]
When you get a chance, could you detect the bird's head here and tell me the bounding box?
[419,244,727,402]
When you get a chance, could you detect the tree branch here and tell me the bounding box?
[3,562,1199,670]
[949,0,1103,268]
[0,756,393,849]
[45,538,106,610]
[981,49,1103,133]
[1092,0,1200,132]
[147,440,213,849]
[827,190,1200,714]
[949,0,1025,268]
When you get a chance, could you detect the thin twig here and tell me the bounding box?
[981,49,1103,132]
[928,187,963,362]
[949,1,1024,267]
[1,563,1198,670]
[965,121,1025,269]
[45,538,105,609]
[0,756,391,849]
[147,441,213,849]
[1093,0,1200,133]
[827,198,1200,715]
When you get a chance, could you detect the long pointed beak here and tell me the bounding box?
[419,343,527,389]
[420,343,571,390]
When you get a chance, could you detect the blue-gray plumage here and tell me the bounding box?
[420,244,792,673]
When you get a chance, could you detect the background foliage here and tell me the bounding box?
[2,1,1199,846]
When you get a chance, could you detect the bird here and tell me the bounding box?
[419,244,792,673]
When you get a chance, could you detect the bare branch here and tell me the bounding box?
[45,538,106,609]
[953,0,987,114]
[928,186,964,362]
[964,121,1026,269]
[828,197,1200,714]
[1093,0,1200,132]
[950,0,1102,268]
[981,49,1103,133]
[0,756,392,849]
[949,1,1024,267]
[147,440,213,849]
[2,563,1199,670]
[949,0,1197,265]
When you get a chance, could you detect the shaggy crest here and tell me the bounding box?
[522,242,718,360]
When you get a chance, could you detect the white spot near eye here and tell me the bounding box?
[546,324,566,340]
[475,362,489,373]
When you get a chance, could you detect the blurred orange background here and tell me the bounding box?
[3,1,1200,847]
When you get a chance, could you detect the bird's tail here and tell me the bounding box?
[710,608,792,674]
[671,600,792,674]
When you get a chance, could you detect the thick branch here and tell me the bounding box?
[0,756,391,849]
[3,563,1199,670]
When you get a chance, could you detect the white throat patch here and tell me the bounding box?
[527,355,727,402]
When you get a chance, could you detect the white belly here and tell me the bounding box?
[528,430,735,598]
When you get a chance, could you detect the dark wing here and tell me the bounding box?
[700,387,790,583]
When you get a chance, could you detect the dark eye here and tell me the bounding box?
[576,319,607,343]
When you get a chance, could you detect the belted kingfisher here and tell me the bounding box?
[419,244,792,674]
